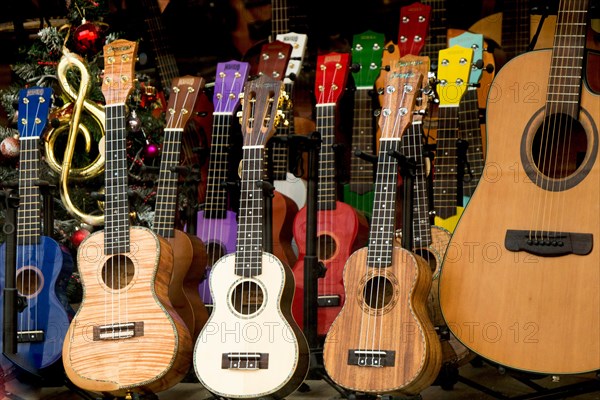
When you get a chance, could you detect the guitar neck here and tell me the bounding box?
[271,81,294,181]
[17,138,42,244]
[104,104,131,254]
[401,121,433,249]
[142,0,180,89]
[367,138,401,267]
[316,103,338,211]
[458,88,484,198]
[204,113,235,219]
[433,105,459,219]
[153,128,183,237]
[271,0,290,37]
[548,0,588,119]
[235,147,265,277]
[349,88,375,194]
[421,0,447,66]
[501,0,531,59]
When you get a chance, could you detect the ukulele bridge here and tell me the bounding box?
[348,349,396,367]
[317,295,341,307]
[17,330,44,343]
[222,352,269,370]
[93,322,144,341]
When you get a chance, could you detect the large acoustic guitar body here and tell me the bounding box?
[292,202,369,336]
[323,245,440,394]
[439,47,599,374]
[63,227,192,396]
[194,252,309,399]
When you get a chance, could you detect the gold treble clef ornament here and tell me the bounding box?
[46,43,106,226]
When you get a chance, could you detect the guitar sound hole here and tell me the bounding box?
[317,234,337,261]
[102,255,135,289]
[363,276,394,310]
[532,113,587,179]
[231,281,264,316]
[16,267,42,297]
[206,242,226,267]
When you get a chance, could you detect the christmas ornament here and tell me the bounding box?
[0,136,20,159]
[144,142,160,158]
[70,228,91,248]
[73,19,103,55]
[128,110,141,132]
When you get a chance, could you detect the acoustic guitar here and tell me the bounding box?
[431,45,473,234]
[62,39,192,396]
[292,52,370,337]
[0,87,73,375]
[323,65,441,395]
[194,74,309,399]
[342,30,385,222]
[196,60,250,308]
[153,75,208,340]
[439,0,599,374]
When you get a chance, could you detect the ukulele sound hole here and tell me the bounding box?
[531,113,587,179]
[16,267,42,297]
[231,280,265,316]
[102,255,135,289]
[317,234,337,261]
[206,242,226,267]
[363,276,394,310]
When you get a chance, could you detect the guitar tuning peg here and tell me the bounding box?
[385,44,395,53]
[380,65,391,72]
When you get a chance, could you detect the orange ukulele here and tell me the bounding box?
[62,39,192,396]
[153,75,208,340]
[439,0,599,374]
[292,52,369,336]
[323,65,441,395]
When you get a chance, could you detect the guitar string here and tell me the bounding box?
[32,98,43,332]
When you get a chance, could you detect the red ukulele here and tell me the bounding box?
[292,52,369,336]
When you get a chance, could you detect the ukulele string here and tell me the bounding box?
[31,97,43,331]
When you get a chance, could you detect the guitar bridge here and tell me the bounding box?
[317,295,341,307]
[348,349,396,367]
[505,230,593,256]
[17,330,44,343]
[93,322,144,341]
[222,352,269,370]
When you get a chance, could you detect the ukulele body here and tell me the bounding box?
[63,226,192,396]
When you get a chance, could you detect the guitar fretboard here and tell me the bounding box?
[271,81,294,181]
[367,139,401,268]
[349,88,375,195]
[547,0,588,119]
[421,0,447,66]
[501,0,531,60]
[17,138,41,244]
[433,105,459,219]
[204,113,235,220]
[316,103,338,211]
[458,87,484,198]
[104,104,130,255]
[153,128,183,238]
[235,147,265,277]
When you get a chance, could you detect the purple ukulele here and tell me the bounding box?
[196,60,249,307]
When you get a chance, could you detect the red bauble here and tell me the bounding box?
[70,228,91,248]
[144,143,160,158]
[0,136,20,159]
[73,22,103,55]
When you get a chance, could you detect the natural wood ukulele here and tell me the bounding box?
[62,39,192,396]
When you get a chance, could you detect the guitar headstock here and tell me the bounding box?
[18,87,53,139]
[101,39,139,105]
[213,60,250,115]
[398,1,432,56]
[315,52,351,105]
[351,30,385,88]
[256,40,292,81]
[276,32,308,85]
[393,54,431,113]
[378,65,423,139]
[436,45,473,106]
[239,75,285,147]
[165,75,205,130]
[449,31,484,84]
